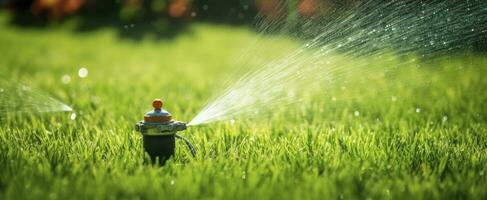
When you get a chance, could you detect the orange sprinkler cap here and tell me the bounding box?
[153,99,163,110]
[144,99,172,123]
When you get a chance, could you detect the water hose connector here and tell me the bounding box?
[135,99,189,165]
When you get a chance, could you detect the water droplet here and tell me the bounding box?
[78,68,88,78]
[354,111,360,117]
[170,180,175,185]
[21,85,31,91]
[416,108,421,113]
[442,116,448,123]
[391,96,397,102]
[70,112,77,120]
[61,75,71,84]
[332,97,337,101]
[0,88,4,93]
[287,91,296,97]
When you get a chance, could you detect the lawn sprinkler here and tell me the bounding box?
[135,99,196,165]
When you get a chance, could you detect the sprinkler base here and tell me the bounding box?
[143,135,175,165]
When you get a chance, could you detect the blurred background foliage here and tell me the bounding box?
[1,0,356,23]
[1,0,486,50]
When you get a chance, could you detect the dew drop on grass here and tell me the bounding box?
[0,88,4,93]
[416,108,421,113]
[354,111,360,117]
[287,91,295,98]
[21,85,31,91]
[61,75,71,84]
[442,116,448,123]
[78,67,88,78]
[170,180,175,185]
[70,112,77,120]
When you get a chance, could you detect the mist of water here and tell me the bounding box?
[188,0,487,126]
[0,79,73,114]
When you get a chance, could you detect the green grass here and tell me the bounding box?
[0,14,486,200]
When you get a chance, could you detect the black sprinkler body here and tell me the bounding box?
[135,99,187,165]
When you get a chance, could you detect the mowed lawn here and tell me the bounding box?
[0,14,486,200]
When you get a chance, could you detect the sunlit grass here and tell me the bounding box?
[0,14,486,200]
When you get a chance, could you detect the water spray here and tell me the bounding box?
[188,0,487,126]
[0,79,73,114]
[135,99,195,165]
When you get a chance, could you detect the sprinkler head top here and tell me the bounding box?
[144,99,172,123]
[136,99,186,135]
